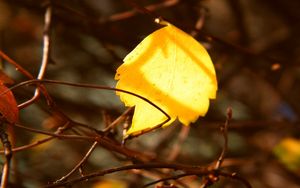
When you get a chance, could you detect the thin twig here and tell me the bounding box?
[45,163,251,188]
[3,79,171,137]
[105,0,178,22]
[18,4,53,109]
[1,135,54,154]
[142,173,196,188]
[0,163,9,188]
[11,123,154,162]
[0,121,71,154]
[38,4,52,80]
[215,107,232,169]
[137,126,190,187]
[1,78,171,137]
[55,141,98,183]
[0,50,54,109]
[122,0,160,20]
[11,123,94,141]
[128,166,189,188]
[218,171,252,188]
[0,50,33,79]
[103,107,134,132]
[200,107,232,188]
[0,18,54,110]
[0,120,12,188]
[199,32,282,66]
[66,118,104,136]
[45,163,208,187]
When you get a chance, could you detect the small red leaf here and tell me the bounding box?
[0,84,19,124]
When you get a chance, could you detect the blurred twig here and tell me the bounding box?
[167,126,190,162]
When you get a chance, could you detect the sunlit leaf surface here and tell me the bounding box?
[115,21,217,136]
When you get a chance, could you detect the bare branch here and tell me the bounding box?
[55,141,98,183]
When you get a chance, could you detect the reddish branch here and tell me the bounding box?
[45,162,251,188]
[19,4,53,109]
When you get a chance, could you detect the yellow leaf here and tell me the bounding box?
[115,20,217,136]
[273,138,300,171]
[92,179,127,188]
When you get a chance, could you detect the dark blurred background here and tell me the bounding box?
[0,0,300,187]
